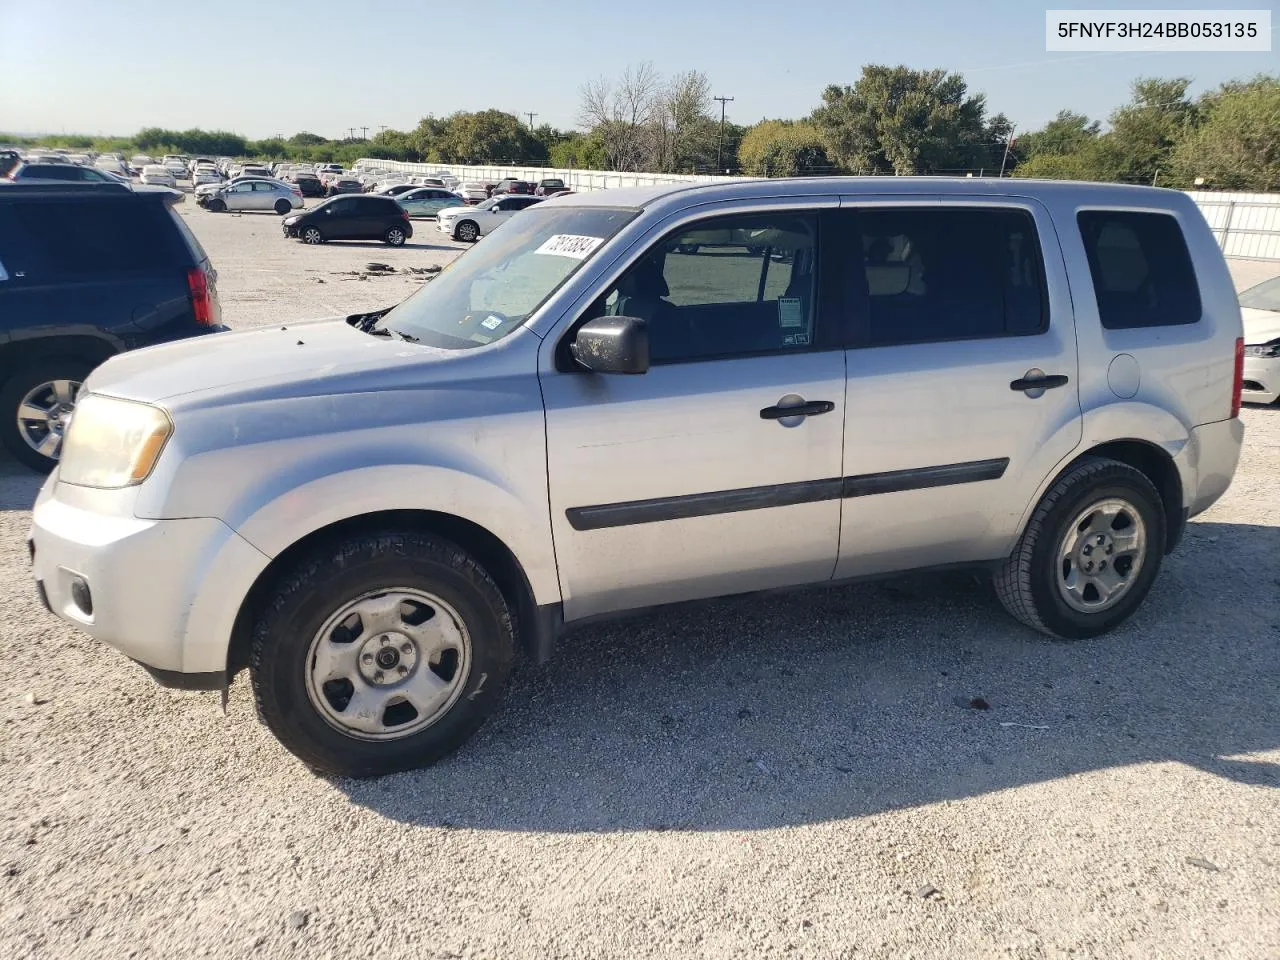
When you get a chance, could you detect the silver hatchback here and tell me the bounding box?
[30,177,1244,777]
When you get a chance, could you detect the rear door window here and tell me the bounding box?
[853,207,1048,346]
[0,198,183,281]
[1077,211,1201,329]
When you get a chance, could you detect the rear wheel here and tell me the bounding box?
[274,199,291,215]
[301,226,324,244]
[207,198,226,213]
[454,220,479,243]
[250,530,515,777]
[384,226,407,246]
[0,358,94,472]
[994,458,1165,639]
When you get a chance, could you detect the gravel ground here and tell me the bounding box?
[1,199,1278,960]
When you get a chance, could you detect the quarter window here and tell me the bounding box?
[1077,211,1201,329]
[856,208,1048,346]
[592,213,819,364]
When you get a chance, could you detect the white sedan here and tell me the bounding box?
[1241,276,1280,404]
[454,181,489,203]
[192,167,221,186]
[437,194,542,242]
[138,164,177,187]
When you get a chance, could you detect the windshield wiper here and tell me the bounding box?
[367,327,420,343]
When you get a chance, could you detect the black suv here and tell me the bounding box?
[282,195,413,246]
[0,183,228,471]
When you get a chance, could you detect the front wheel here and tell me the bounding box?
[994,458,1165,639]
[454,220,479,243]
[250,530,515,777]
[384,226,406,246]
[0,358,94,472]
[301,226,324,244]
[274,199,292,215]
[207,198,226,213]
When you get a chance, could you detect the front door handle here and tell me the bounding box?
[760,400,835,420]
[1010,370,1069,394]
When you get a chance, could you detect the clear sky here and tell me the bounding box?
[1,0,1275,138]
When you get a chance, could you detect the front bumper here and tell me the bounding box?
[1242,354,1280,405]
[30,479,270,679]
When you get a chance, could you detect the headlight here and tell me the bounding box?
[59,395,173,489]
[1243,338,1280,359]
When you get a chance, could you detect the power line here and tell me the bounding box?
[714,96,734,172]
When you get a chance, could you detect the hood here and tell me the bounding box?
[85,317,461,407]
[1242,307,1280,345]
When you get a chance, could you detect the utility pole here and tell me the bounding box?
[714,96,734,172]
[998,124,1017,178]
[378,125,388,134]
[360,126,368,140]
[526,112,537,129]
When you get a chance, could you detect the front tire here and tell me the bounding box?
[301,226,324,244]
[0,358,94,472]
[250,530,515,777]
[994,458,1165,639]
[454,220,479,243]
[384,226,406,246]
[207,198,226,213]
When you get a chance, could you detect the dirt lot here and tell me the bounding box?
[1,200,1278,959]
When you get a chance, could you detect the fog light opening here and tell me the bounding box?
[70,577,93,616]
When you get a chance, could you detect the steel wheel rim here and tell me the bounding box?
[304,587,472,742]
[303,228,322,243]
[16,379,81,460]
[1056,497,1147,614]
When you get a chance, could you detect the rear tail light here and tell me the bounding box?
[1231,337,1244,418]
[401,209,410,221]
[187,267,217,326]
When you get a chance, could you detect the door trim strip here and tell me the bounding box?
[565,458,1009,531]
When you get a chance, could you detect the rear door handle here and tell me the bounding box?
[760,400,835,420]
[1010,372,1069,394]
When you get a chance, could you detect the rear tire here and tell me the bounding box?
[249,529,515,777]
[301,226,324,244]
[384,226,407,246]
[994,457,1165,639]
[207,198,226,213]
[0,358,95,473]
[274,199,291,215]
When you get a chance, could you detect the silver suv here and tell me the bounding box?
[30,178,1245,777]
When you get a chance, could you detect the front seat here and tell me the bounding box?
[610,257,695,362]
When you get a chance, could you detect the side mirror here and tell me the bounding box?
[570,316,649,375]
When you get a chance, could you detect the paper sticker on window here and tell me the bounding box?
[783,333,811,347]
[533,234,604,259]
[468,332,494,344]
[778,297,804,328]
[481,315,503,330]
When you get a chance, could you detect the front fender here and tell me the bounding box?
[233,463,560,606]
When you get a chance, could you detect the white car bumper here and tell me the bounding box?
[29,478,270,685]
[1242,354,1280,405]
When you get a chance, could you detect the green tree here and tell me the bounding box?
[288,131,326,146]
[1105,77,1197,184]
[1016,110,1101,160]
[435,110,542,164]
[1171,74,1280,190]
[737,120,830,176]
[549,132,608,169]
[368,128,420,161]
[811,65,998,174]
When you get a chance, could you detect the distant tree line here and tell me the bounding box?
[5,67,1276,189]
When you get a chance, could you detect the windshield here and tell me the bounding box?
[374,205,636,349]
[1240,276,1280,313]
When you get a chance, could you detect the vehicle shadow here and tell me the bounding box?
[0,459,45,511]
[339,519,1280,831]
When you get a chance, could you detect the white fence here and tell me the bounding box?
[358,159,1280,260]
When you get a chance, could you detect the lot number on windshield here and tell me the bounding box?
[534,234,605,259]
